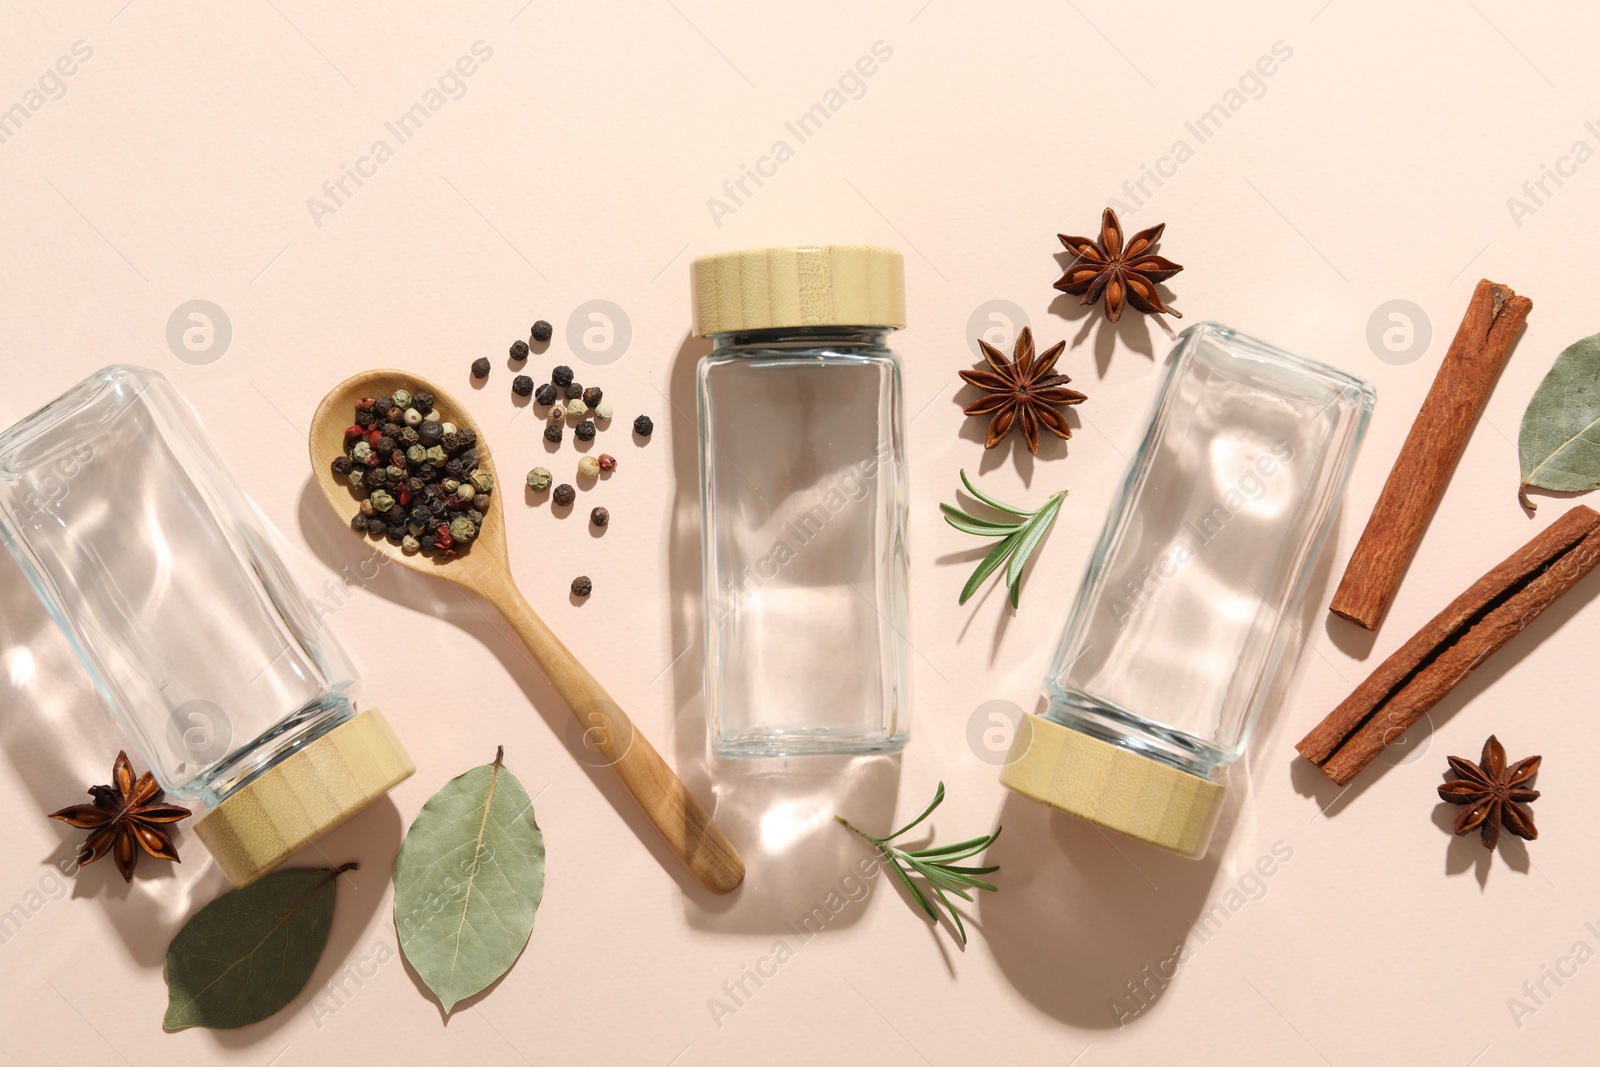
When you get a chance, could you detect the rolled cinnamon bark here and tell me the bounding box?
[1300,505,1600,785]
[1329,279,1532,630]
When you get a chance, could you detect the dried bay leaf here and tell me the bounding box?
[164,864,353,1030]
[393,746,545,1014]
[1518,331,1600,511]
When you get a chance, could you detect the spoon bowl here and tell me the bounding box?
[310,370,744,894]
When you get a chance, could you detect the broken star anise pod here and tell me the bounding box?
[49,750,191,881]
[960,326,1086,454]
[1437,735,1540,852]
[1054,207,1183,323]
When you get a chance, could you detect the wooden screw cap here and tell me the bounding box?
[690,245,906,336]
[193,709,414,887]
[1000,714,1225,859]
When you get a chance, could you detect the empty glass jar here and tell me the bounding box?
[0,366,412,885]
[693,246,910,756]
[1002,324,1374,856]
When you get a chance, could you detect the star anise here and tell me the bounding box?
[49,751,191,881]
[959,327,1086,454]
[1436,735,1540,852]
[1054,208,1183,323]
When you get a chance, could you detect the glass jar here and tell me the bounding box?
[0,366,413,885]
[692,246,910,757]
[1001,324,1374,857]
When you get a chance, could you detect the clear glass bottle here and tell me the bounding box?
[693,246,910,756]
[0,366,413,885]
[1001,324,1374,856]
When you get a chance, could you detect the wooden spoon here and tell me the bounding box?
[310,371,743,894]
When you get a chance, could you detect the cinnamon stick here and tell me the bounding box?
[1329,279,1532,630]
[1299,505,1600,785]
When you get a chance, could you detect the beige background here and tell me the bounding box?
[2,1,1598,1063]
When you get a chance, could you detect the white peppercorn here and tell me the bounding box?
[578,456,600,478]
[403,407,423,426]
[595,401,613,422]
[566,399,589,419]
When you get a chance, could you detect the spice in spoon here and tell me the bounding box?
[332,387,491,560]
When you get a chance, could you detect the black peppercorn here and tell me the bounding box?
[441,431,462,452]
[633,415,654,437]
[590,506,609,527]
[513,375,534,397]
[570,575,592,597]
[458,427,477,449]
[472,357,491,379]
[553,484,575,507]
[412,391,435,415]
[417,463,438,483]
[387,523,407,541]
[430,499,448,517]
[510,339,529,361]
[385,504,407,525]
[385,408,406,426]
[418,421,443,446]
[419,534,434,553]
[532,320,553,343]
[552,365,574,388]
[534,383,557,406]
[356,411,378,430]
[544,424,563,444]
[410,506,432,526]
[574,420,596,442]
[399,427,420,447]
[332,456,353,476]
[371,435,394,456]
[565,382,583,400]
[445,458,465,478]
[351,513,368,532]
[406,476,425,495]
[582,386,603,407]
[459,449,479,469]
[374,397,394,417]
[466,509,485,526]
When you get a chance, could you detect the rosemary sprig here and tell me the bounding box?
[835,782,1001,945]
[942,469,1066,607]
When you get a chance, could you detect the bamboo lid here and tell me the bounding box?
[194,709,413,887]
[999,714,1225,859]
[690,245,905,336]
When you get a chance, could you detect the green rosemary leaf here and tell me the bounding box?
[906,858,976,901]
[959,534,1020,604]
[944,514,1019,537]
[939,502,1022,530]
[837,783,999,947]
[960,468,1030,515]
[1005,491,1065,593]
[906,833,995,858]
[882,781,946,841]
[886,856,939,922]
[927,880,968,945]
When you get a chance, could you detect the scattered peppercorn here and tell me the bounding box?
[548,401,567,421]
[590,506,609,528]
[575,421,596,442]
[472,357,491,379]
[527,467,552,491]
[565,382,584,400]
[552,365,574,388]
[553,484,575,507]
[594,401,613,422]
[534,383,558,406]
[598,453,617,472]
[544,424,563,444]
[510,339,529,361]
[566,399,589,419]
[633,415,654,437]
[571,575,592,597]
[532,320,553,343]
[513,375,534,397]
[582,386,603,407]
[578,456,600,478]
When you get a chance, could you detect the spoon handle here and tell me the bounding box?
[474,570,745,894]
